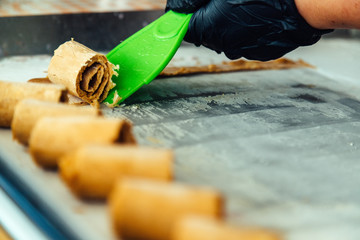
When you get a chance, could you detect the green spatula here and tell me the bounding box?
[103,10,192,106]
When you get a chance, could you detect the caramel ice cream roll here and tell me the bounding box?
[12,99,101,145]
[29,116,136,168]
[47,40,116,106]
[0,81,67,127]
[59,144,173,199]
[172,216,281,240]
[108,178,223,240]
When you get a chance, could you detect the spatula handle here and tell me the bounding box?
[154,11,193,39]
[104,11,192,106]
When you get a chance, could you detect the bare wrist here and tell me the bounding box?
[295,0,360,29]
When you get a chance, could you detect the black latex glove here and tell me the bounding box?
[166,0,333,61]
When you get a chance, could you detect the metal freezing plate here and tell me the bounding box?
[1,65,360,239]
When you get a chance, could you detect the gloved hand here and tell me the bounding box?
[166,0,333,61]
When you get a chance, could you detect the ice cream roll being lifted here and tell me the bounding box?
[59,144,173,199]
[172,215,281,240]
[47,40,116,106]
[0,81,67,127]
[29,116,136,168]
[12,99,101,145]
[108,178,223,240]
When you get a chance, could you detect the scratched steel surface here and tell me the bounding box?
[104,67,360,240]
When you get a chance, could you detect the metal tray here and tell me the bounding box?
[1,46,360,239]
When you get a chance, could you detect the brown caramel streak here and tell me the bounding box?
[159,58,314,77]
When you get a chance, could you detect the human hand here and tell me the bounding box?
[166,0,332,61]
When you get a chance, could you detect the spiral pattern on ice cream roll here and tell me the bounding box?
[47,40,115,106]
